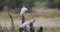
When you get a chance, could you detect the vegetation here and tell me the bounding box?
[0,12,60,20]
[0,0,60,12]
[35,0,60,9]
[54,0,60,9]
[0,0,35,12]
[0,27,60,32]
[0,0,60,32]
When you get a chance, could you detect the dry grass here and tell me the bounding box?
[0,12,60,20]
[24,13,60,19]
[0,28,60,32]
[43,28,60,32]
[0,12,60,32]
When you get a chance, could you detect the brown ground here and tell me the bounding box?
[0,12,60,29]
[33,17,60,28]
[0,17,60,29]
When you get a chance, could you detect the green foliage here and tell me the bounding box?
[0,0,35,11]
[35,1,47,7]
[35,0,60,9]
[46,0,60,8]
[54,0,60,8]
[45,0,55,8]
[0,0,10,11]
[0,0,10,6]
[8,0,35,9]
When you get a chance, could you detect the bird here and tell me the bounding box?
[20,6,28,16]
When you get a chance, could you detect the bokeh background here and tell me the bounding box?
[0,0,60,32]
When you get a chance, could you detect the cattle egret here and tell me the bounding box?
[20,6,28,15]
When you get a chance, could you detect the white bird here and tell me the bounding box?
[20,6,28,15]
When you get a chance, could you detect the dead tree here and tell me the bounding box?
[0,26,3,32]
[29,19,36,32]
[37,26,43,32]
[19,27,23,32]
[19,15,27,32]
[8,12,15,31]
[22,15,25,24]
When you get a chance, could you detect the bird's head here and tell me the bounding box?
[20,6,28,16]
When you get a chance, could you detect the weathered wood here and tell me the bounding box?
[0,26,3,32]
[29,19,35,32]
[37,26,43,32]
[19,27,23,32]
[8,12,15,31]
[22,15,25,24]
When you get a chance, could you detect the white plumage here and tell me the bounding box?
[20,6,28,15]
[20,22,30,27]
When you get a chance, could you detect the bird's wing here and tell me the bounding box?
[20,8,25,15]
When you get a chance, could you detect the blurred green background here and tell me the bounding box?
[0,0,60,13]
[0,0,60,32]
